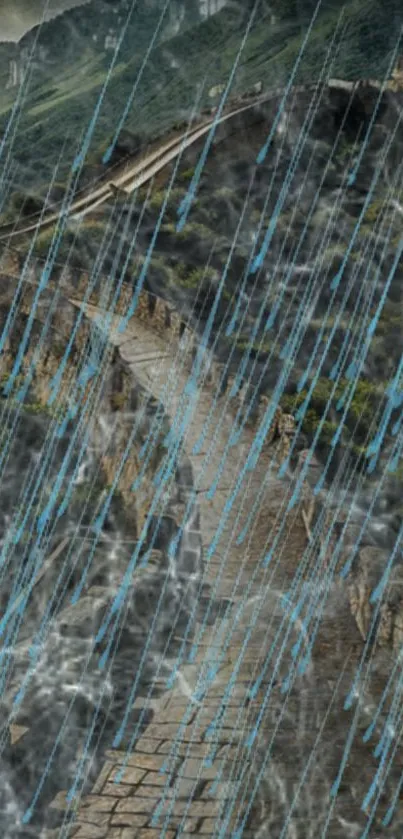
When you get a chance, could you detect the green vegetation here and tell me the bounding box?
[1,392,66,421]
[0,0,400,503]
[163,220,213,238]
[148,187,187,215]
[32,219,105,263]
[0,371,70,421]
[279,375,383,447]
[375,301,403,335]
[363,199,387,225]
[178,167,196,183]
[0,373,25,391]
[110,392,127,410]
[0,0,400,209]
[134,254,172,288]
[234,336,272,355]
[70,483,105,504]
[177,265,217,289]
[33,227,71,259]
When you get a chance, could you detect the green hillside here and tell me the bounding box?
[0,0,402,203]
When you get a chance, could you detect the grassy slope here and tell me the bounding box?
[0,0,401,196]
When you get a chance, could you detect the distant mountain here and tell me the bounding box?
[0,0,91,43]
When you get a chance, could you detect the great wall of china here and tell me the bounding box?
[0,239,402,835]
[0,73,403,834]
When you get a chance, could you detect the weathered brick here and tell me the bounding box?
[109,830,139,839]
[91,761,115,794]
[202,780,240,799]
[104,750,129,762]
[127,785,164,799]
[207,685,250,700]
[147,815,199,832]
[142,770,172,786]
[106,753,166,772]
[194,705,225,728]
[136,830,175,838]
[168,777,203,800]
[181,819,200,833]
[144,723,195,740]
[76,813,110,828]
[155,799,222,818]
[198,817,233,832]
[215,744,240,761]
[110,813,148,828]
[41,825,79,838]
[72,826,108,839]
[131,737,160,754]
[154,705,198,725]
[163,835,195,838]
[158,741,211,758]
[80,795,118,812]
[49,790,79,812]
[202,725,244,743]
[115,798,159,814]
[177,757,219,780]
[101,783,134,798]
[108,766,146,785]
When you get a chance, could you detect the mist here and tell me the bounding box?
[0,0,90,42]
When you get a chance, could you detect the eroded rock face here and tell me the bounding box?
[213,572,403,838]
[347,546,403,650]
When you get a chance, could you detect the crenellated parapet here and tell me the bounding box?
[0,268,201,554]
[0,245,297,457]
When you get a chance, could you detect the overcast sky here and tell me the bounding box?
[0,0,90,41]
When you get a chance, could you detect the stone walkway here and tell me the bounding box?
[43,303,314,839]
[2,267,400,836]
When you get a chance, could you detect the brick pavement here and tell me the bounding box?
[45,305,314,838]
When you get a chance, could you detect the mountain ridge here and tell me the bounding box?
[0,0,402,215]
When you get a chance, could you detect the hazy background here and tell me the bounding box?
[0,0,89,41]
